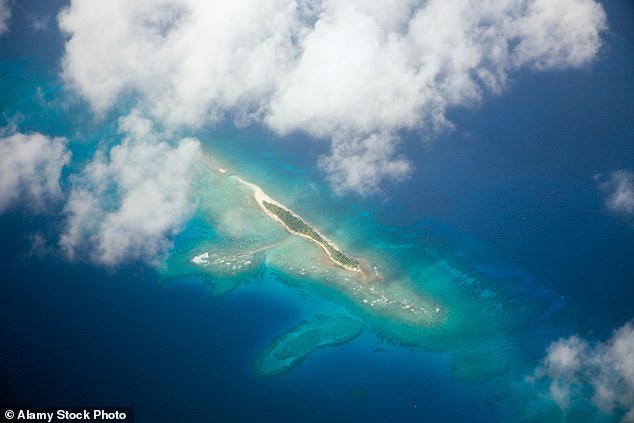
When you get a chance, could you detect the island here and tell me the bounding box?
[183,166,444,331]
[233,175,363,274]
[229,172,444,325]
[261,200,360,271]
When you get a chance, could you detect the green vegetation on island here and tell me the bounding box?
[262,201,360,270]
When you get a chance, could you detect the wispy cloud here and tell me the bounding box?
[30,14,51,32]
[597,169,634,217]
[530,321,634,421]
[60,111,204,266]
[0,0,10,35]
[58,0,607,195]
[0,130,71,213]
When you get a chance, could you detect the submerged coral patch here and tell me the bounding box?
[255,315,366,377]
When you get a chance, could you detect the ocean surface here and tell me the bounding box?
[1,1,633,422]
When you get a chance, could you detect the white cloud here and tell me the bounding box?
[0,0,10,35]
[318,133,412,196]
[59,0,607,195]
[511,0,607,69]
[0,131,71,213]
[597,170,634,217]
[58,0,296,122]
[531,321,634,421]
[60,111,203,266]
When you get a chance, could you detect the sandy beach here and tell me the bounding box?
[231,174,363,274]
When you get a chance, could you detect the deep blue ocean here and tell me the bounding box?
[1,1,633,422]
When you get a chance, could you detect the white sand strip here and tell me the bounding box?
[233,175,361,274]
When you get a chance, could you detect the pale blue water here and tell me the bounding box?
[2,1,634,422]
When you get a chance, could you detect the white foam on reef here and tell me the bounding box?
[191,252,209,264]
